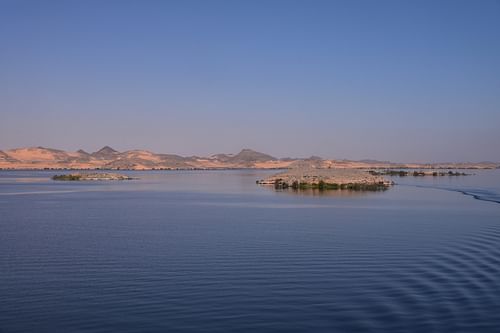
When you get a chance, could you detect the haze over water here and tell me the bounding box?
[1,170,500,332]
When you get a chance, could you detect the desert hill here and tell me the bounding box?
[0,146,290,170]
[209,149,276,167]
[0,146,497,170]
[91,146,119,160]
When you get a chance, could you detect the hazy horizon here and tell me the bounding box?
[1,1,499,163]
[1,144,498,165]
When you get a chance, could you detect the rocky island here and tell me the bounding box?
[52,173,134,181]
[368,170,469,177]
[258,168,393,191]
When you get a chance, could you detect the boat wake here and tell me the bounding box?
[454,189,500,204]
[407,184,500,204]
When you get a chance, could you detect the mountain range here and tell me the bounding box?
[0,146,498,170]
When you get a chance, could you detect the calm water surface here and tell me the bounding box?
[1,170,500,332]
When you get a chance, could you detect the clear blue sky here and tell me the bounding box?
[1,0,499,162]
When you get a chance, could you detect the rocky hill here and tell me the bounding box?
[0,146,497,170]
[91,146,119,160]
[0,147,290,170]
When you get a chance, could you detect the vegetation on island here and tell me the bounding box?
[52,173,133,181]
[272,178,388,191]
[52,174,83,181]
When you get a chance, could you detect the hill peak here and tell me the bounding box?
[77,149,90,155]
[232,149,276,162]
[95,146,118,154]
[91,146,119,159]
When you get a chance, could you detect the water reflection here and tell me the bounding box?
[265,186,385,197]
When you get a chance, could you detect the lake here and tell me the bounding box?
[1,170,499,332]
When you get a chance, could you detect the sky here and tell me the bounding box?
[1,0,499,162]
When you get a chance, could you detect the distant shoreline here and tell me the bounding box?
[0,167,289,171]
[0,166,495,171]
[1,146,498,171]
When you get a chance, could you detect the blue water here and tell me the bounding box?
[1,170,500,332]
[392,170,500,204]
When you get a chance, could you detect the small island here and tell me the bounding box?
[368,170,469,177]
[52,173,134,181]
[258,168,393,191]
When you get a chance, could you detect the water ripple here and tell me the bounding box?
[1,171,500,332]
